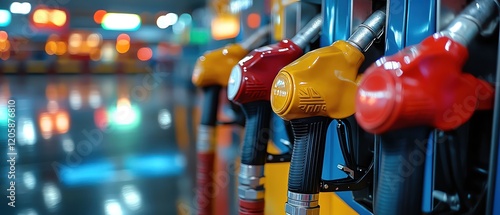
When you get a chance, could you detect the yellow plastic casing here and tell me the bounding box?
[192,44,248,87]
[271,40,364,121]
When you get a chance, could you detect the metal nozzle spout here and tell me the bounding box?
[240,25,272,51]
[441,0,499,46]
[291,14,323,49]
[347,9,386,52]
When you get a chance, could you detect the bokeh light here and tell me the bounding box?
[0,10,11,27]
[33,9,49,24]
[137,47,152,61]
[45,41,57,55]
[55,42,67,55]
[0,40,10,52]
[86,33,102,48]
[55,111,70,134]
[10,2,31,15]
[211,15,240,40]
[156,13,178,29]
[93,10,107,24]
[247,13,261,29]
[0,31,8,42]
[50,10,67,27]
[102,13,141,31]
[39,112,53,139]
[116,34,131,54]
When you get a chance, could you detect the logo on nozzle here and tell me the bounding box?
[298,87,326,113]
[270,73,293,115]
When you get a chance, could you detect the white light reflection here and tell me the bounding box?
[10,2,31,15]
[18,208,38,215]
[23,171,36,190]
[69,89,82,110]
[42,183,61,210]
[358,89,392,106]
[89,88,102,109]
[105,199,123,215]
[101,43,116,63]
[61,135,75,153]
[383,61,401,70]
[121,185,142,211]
[114,98,137,125]
[18,117,36,146]
[229,0,253,13]
[158,109,172,129]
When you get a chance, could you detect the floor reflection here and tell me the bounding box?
[0,73,207,215]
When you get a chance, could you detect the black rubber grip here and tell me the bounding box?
[200,86,221,126]
[288,116,332,194]
[374,127,431,215]
[240,101,272,165]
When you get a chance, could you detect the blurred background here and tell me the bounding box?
[0,0,266,214]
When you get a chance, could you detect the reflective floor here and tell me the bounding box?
[0,70,241,215]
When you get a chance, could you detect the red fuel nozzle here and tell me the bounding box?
[355,34,494,134]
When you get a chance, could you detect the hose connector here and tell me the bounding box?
[347,9,386,52]
[291,15,323,49]
[440,0,499,46]
[240,25,272,51]
[285,191,320,215]
[238,164,265,200]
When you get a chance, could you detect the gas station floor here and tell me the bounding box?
[0,74,244,215]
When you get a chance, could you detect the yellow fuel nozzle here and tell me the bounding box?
[192,44,248,88]
[271,40,365,121]
[271,9,386,121]
[192,26,271,88]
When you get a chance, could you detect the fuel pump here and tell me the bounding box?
[192,25,270,215]
[270,9,386,215]
[227,15,322,215]
[355,0,498,214]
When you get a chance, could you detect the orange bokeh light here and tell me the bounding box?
[137,47,152,61]
[55,111,70,134]
[116,34,131,54]
[211,15,240,40]
[0,31,8,42]
[32,8,68,28]
[247,13,261,29]
[117,33,130,42]
[39,112,53,139]
[94,10,107,24]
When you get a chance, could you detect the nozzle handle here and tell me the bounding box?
[374,127,430,215]
[288,116,332,194]
[241,101,272,165]
[200,86,221,126]
[291,14,323,49]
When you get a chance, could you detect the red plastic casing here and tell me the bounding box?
[355,34,494,134]
[230,40,303,104]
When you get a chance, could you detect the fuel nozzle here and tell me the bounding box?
[193,25,271,88]
[226,15,322,215]
[355,0,497,134]
[191,25,270,215]
[355,1,497,215]
[269,9,386,215]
